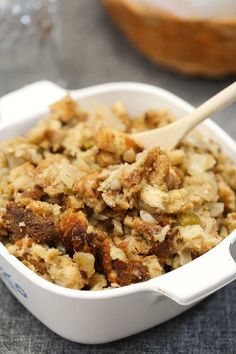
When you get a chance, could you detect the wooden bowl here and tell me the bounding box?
[102,0,236,78]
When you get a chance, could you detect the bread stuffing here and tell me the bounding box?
[0,96,235,290]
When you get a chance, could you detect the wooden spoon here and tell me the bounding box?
[132,82,236,150]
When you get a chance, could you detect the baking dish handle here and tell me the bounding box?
[152,231,236,305]
[0,81,66,129]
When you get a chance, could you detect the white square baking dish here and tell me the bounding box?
[0,81,236,344]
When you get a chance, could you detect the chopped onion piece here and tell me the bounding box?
[207,202,224,217]
[188,153,216,176]
[140,210,157,224]
[110,246,128,262]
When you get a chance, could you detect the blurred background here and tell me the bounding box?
[0,0,236,135]
[0,0,235,140]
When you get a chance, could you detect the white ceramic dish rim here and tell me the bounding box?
[0,81,236,304]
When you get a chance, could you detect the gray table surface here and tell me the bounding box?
[0,1,236,353]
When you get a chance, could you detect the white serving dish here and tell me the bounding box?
[0,81,236,344]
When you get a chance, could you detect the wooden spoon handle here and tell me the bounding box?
[133,82,236,150]
[176,81,236,137]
